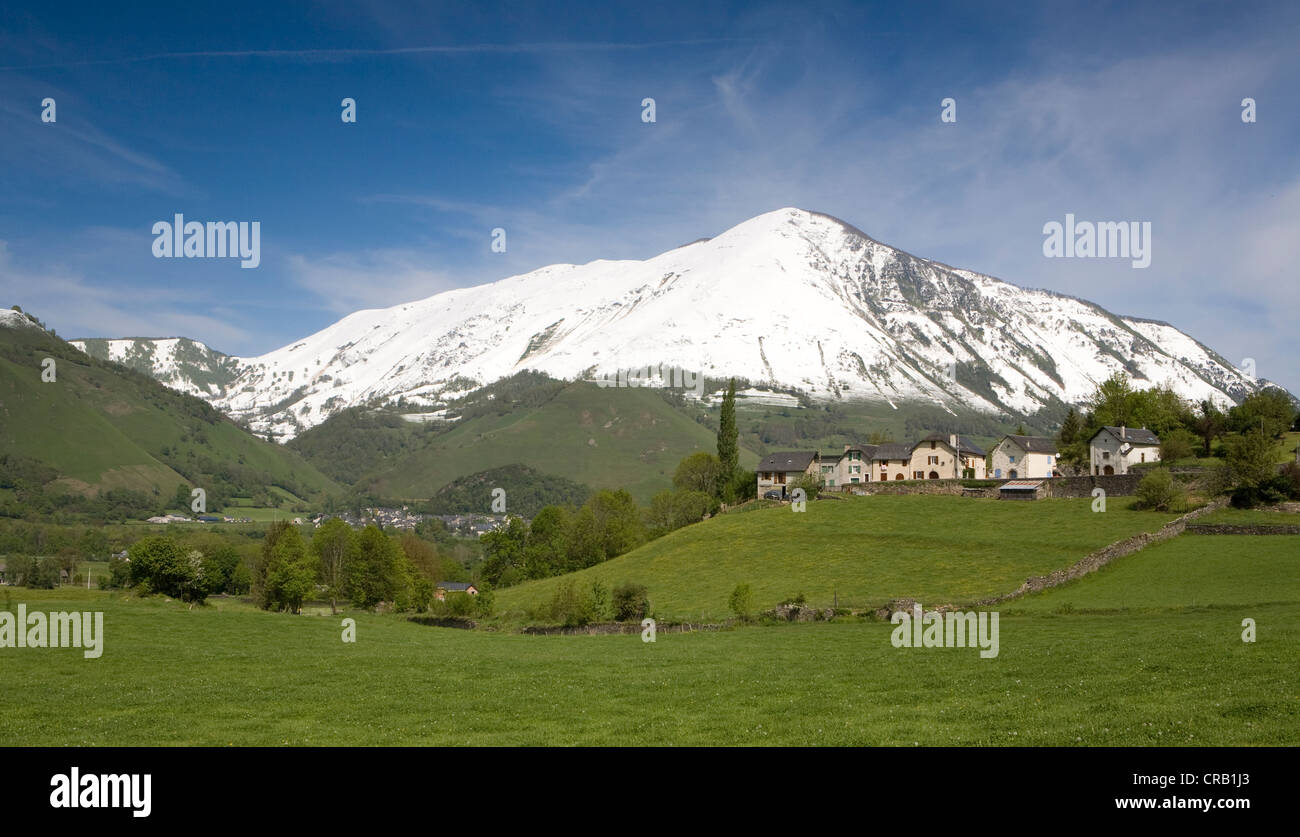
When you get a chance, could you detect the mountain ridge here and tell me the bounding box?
[46,208,1273,439]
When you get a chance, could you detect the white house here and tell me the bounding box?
[907,434,987,480]
[990,435,1059,479]
[1089,425,1161,475]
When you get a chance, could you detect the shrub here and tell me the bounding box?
[544,579,589,627]
[791,473,821,501]
[1279,462,1300,499]
[728,583,754,620]
[612,582,649,621]
[1134,468,1187,512]
[1159,428,1198,462]
[583,579,610,623]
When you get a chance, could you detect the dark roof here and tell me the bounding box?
[914,433,987,457]
[1000,434,1058,454]
[757,451,819,471]
[437,581,475,591]
[1091,425,1160,445]
[872,443,914,461]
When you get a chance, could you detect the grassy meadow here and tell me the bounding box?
[1,566,1295,746]
[494,494,1183,621]
[3,497,1295,746]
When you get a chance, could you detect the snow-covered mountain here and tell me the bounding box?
[67,208,1268,439]
[68,336,240,399]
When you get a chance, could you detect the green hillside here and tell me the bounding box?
[422,464,592,517]
[494,494,1183,621]
[1009,533,1300,612]
[349,380,758,503]
[0,314,339,514]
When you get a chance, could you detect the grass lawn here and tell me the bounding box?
[494,494,1183,622]
[1194,505,1300,526]
[0,579,1294,746]
[1007,535,1300,612]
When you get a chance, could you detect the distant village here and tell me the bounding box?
[143,507,514,537]
[757,426,1163,497]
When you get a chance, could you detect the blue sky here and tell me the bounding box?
[1,0,1297,393]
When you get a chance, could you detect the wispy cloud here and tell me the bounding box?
[0,241,252,347]
[0,39,743,72]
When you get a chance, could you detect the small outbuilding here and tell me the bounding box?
[998,479,1045,500]
[435,581,479,601]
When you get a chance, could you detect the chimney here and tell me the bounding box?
[949,434,959,451]
[1120,425,1126,439]
[844,444,851,452]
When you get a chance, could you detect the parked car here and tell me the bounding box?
[763,490,784,500]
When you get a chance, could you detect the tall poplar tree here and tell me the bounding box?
[717,378,739,476]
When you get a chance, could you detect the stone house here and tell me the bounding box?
[990,435,1059,479]
[756,451,821,497]
[1089,425,1160,475]
[907,434,987,480]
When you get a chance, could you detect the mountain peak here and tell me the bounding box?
[62,211,1265,440]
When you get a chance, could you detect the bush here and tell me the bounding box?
[543,579,590,627]
[1134,468,1187,512]
[1199,465,1236,497]
[791,473,821,501]
[612,582,649,621]
[728,583,754,619]
[1159,428,1198,462]
[1279,462,1300,499]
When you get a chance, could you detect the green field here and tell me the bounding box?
[1,573,1294,745]
[494,494,1183,621]
[1008,535,1300,612]
[1194,505,1300,527]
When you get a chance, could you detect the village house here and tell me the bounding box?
[869,443,914,481]
[1089,425,1161,475]
[819,443,877,488]
[435,581,478,601]
[757,451,821,497]
[907,434,987,480]
[990,435,1059,479]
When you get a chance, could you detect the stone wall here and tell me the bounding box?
[1185,523,1300,535]
[967,496,1231,607]
[1044,473,1143,498]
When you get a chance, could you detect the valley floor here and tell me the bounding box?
[3,532,1295,746]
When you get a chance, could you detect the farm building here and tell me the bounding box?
[998,479,1046,500]
[435,581,479,601]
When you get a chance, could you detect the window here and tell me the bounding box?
[927,455,938,465]
[1009,455,1016,463]
[851,477,859,483]
[1047,456,1052,464]
[913,471,924,479]
[930,441,936,449]
[1103,451,1110,460]
[1140,453,1146,462]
